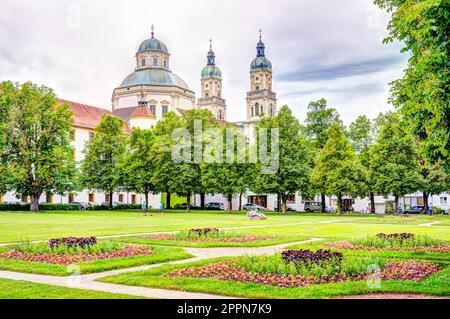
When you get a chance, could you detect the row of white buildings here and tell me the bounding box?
[1,28,449,213]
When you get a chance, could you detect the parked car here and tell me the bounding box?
[180,203,200,210]
[204,202,225,210]
[402,206,425,214]
[72,202,89,211]
[243,203,268,211]
[304,201,323,212]
[274,205,296,212]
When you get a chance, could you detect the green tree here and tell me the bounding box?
[0,81,77,212]
[81,114,127,209]
[201,125,252,213]
[152,112,185,209]
[374,0,450,169]
[305,98,341,211]
[348,115,376,213]
[254,106,314,213]
[120,128,156,210]
[369,112,420,212]
[311,124,364,212]
[419,159,450,212]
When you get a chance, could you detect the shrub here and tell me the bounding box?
[48,237,97,249]
[281,249,343,265]
[13,239,122,255]
[0,203,79,211]
[188,228,219,237]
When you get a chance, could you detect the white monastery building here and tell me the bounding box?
[1,27,449,213]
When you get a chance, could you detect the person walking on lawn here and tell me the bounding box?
[160,202,164,214]
[141,200,149,216]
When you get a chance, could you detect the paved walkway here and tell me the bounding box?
[0,238,323,299]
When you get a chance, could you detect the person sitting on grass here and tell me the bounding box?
[247,208,267,220]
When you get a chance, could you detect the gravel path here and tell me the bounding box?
[0,238,323,299]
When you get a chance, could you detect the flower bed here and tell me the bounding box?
[146,233,273,243]
[48,237,97,249]
[326,241,450,253]
[165,260,440,288]
[0,245,153,265]
[326,233,449,253]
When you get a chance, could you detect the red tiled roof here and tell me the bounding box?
[60,99,131,133]
[131,106,155,118]
[60,99,112,130]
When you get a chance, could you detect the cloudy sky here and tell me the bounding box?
[0,0,407,124]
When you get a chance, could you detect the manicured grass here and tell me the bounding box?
[1,210,448,244]
[0,278,141,299]
[0,245,193,276]
[98,239,450,299]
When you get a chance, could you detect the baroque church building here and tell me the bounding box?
[0,27,277,208]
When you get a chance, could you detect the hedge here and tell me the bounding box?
[0,203,79,211]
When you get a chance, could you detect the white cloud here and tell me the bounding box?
[0,0,406,124]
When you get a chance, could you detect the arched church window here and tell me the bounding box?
[256,85,260,91]
[149,105,156,115]
[251,107,254,117]
[205,91,209,98]
[141,59,146,67]
[162,105,168,115]
[255,103,259,116]
[260,105,264,113]
[164,60,167,68]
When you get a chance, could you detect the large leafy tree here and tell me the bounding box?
[120,128,156,210]
[347,115,376,213]
[254,106,314,213]
[152,112,185,209]
[374,0,450,170]
[311,124,364,212]
[201,125,252,213]
[305,98,341,211]
[0,81,77,212]
[369,112,420,211]
[81,114,127,209]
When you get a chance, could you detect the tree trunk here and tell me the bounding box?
[227,194,233,213]
[394,195,399,214]
[423,192,429,214]
[337,194,343,213]
[320,193,327,213]
[239,193,243,211]
[109,190,113,210]
[145,191,149,211]
[166,192,171,209]
[200,192,205,210]
[281,195,287,214]
[186,193,191,212]
[370,192,376,214]
[30,193,40,213]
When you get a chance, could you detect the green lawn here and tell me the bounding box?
[0,210,448,244]
[98,240,450,299]
[0,278,142,299]
[0,245,193,276]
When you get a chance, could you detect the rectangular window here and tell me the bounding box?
[164,60,167,68]
[153,58,158,66]
[118,194,124,203]
[105,193,110,203]
[131,194,137,204]
[149,105,156,115]
[88,193,95,203]
[68,193,74,204]
[256,85,260,91]
[141,59,146,66]
[441,197,448,205]
[45,193,53,204]
[162,105,168,114]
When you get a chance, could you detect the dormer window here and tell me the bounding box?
[153,58,158,66]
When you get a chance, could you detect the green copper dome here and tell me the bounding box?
[201,65,222,79]
[138,38,169,54]
[120,68,191,91]
[251,56,272,70]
